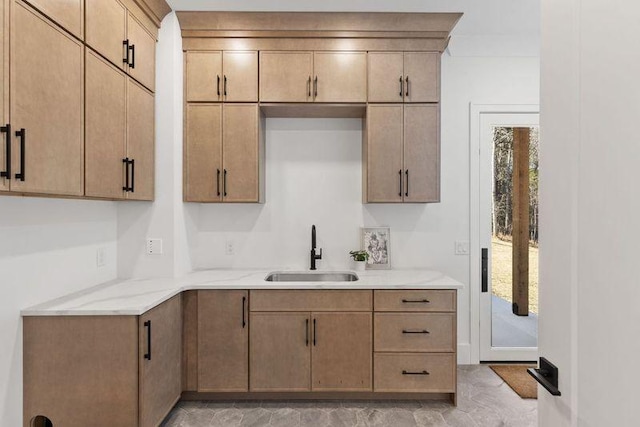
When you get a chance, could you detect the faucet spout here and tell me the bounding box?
[310,225,322,270]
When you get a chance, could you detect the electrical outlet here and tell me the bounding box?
[96,247,106,268]
[455,241,469,255]
[146,238,163,255]
[225,239,235,256]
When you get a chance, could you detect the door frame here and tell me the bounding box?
[469,103,539,363]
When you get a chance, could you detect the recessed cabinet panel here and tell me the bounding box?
[403,52,439,103]
[404,104,439,202]
[260,51,313,102]
[313,52,367,103]
[85,50,127,199]
[186,51,222,102]
[368,52,404,102]
[222,51,258,102]
[10,1,84,196]
[127,13,156,92]
[222,104,259,202]
[0,0,7,193]
[185,104,222,202]
[365,105,403,202]
[86,0,127,69]
[126,79,155,200]
[26,0,83,39]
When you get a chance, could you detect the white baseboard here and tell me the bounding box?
[457,343,472,364]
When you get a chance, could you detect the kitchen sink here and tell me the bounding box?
[264,271,359,282]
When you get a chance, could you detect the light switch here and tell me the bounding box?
[96,247,106,267]
[146,238,163,255]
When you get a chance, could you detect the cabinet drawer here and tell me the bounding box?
[374,290,455,312]
[250,290,372,312]
[374,353,455,393]
[374,313,455,352]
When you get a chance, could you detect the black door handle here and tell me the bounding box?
[129,158,135,193]
[123,40,130,65]
[481,248,488,292]
[217,75,221,97]
[122,158,130,192]
[0,124,10,180]
[405,170,409,197]
[15,128,25,181]
[313,318,317,346]
[129,44,135,69]
[399,76,403,97]
[223,75,227,96]
[402,329,430,334]
[402,370,429,376]
[305,318,309,346]
[144,320,151,360]
[398,169,403,197]
[405,76,409,97]
[314,76,318,98]
[216,168,221,196]
[307,76,311,98]
[223,169,227,197]
[242,296,246,328]
[402,299,430,304]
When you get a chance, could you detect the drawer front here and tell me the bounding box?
[374,290,455,312]
[374,353,455,392]
[250,290,372,312]
[374,313,455,352]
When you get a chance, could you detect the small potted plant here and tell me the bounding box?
[349,250,369,271]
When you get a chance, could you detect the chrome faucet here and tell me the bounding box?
[310,225,322,270]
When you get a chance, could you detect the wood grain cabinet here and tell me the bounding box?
[365,104,440,203]
[368,52,439,103]
[186,51,258,102]
[23,295,182,427]
[313,52,367,103]
[26,0,83,39]
[0,0,8,193]
[259,51,314,103]
[85,50,154,200]
[184,103,264,203]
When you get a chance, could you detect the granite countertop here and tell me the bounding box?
[21,269,463,316]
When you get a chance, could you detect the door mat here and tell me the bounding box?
[489,365,537,399]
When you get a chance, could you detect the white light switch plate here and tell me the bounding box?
[96,247,106,267]
[455,241,469,255]
[146,238,163,255]
[225,239,235,256]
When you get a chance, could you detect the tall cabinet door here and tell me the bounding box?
[250,312,311,391]
[25,0,83,39]
[260,51,313,102]
[313,52,367,103]
[126,79,154,200]
[0,0,8,192]
[311,312,372,391]
[139,295,182,427]
[368,52,404,103]
[365,105,403,203]
[86,0,127,70]
[222,51,258,102]
[186,51,222,102]
[198,290,249,392]
[10,1,84,196]
[85,50,127,199]
[222,104,259,202]
[403,52,439,103]
[185,104,222,202]
[404,105,440,202]
[127,13,156,92]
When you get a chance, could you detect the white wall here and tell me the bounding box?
[0,198,118,426]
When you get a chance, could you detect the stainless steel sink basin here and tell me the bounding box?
[265,271,359,282]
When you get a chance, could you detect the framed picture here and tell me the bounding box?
[361,227,390,269]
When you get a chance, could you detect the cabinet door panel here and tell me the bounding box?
[86,0,127,69]
[365,105,403,202]
[85,50,127,199]
[260,51,313,102]
[25,0,83,38]
[10,2,84,196]
[222,104,259,202]
[127,13,156,92]
[404,52,439,103]
[0,0,7,192]
[139,295,182,427]
[368,52,404,103]
[312,312,372,391]
[185,104,222,202]
[186,51,222,102]
[198,290,249,392]
[313,52,367,103]
[404,105,439,202]
[250,312,311,391]
[126,79,154,200]
[223,51,258,102]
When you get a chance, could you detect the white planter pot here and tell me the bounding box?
[352,260,366,271]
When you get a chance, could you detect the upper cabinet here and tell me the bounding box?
[26,0,83,39]
[260,51,313,103]
[368,52,439,103]
[313,52,367,103]
[185,51,258,102]
[0,0,8,193]
[126,13,156,92]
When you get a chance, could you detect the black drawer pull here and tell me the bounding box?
[242,296,246,328]
[402,329,430,334]
[402,299,430,304]
[398,169,403,197]
[15,128,25,181]
[305,318,309,346]
[217,75,221,96]
[405,76,409,97]
[216,169,221,196]
[402,370,429,376]
[223,169,227,197]
[1,124,10,179]
[314,76,318,97]
[399,76,403,97]
[313,318,317,346]
[144,320,151,360]
[307,76,311,97]
[129,158,135,193]
[122,158,130,191]
[129,44,135,69]
[224,75,227,96]
[405,169,409,197]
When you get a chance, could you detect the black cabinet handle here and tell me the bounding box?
[399,76,403,97]
[402,329,430,334]
[313,318,317,346]
[122,158,130,192]
[314,76,318,98]
[481,248,488,293]
[223,169,227,197]
[144,320,151,360]
[1,124,10,180]
[402,299,430,304]
[307,76,311,97]
[217,75,221,97]
[398,169,403,197]
[223,75,227,96]
[129,44,135,69]
[242,296,246,328]
[123,40,130,65]
[305,318,309,346]
[129,159,135,193]
[216,169,221,196]
[15,128,25,181]
[405,170,409,197]
[402,370,429,376]
[405,76,409,97]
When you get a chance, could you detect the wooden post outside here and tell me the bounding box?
[512,127,530,316]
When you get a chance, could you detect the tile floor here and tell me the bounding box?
[161,365,537,427]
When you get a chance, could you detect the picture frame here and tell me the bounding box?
[361,227,391,270]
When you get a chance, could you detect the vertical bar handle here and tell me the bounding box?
[217,75,221,97]
[398,169,403,197]
[216,169,221,196]
[0,124,10,179]
[307,76,311,98]
[130,159,135,193]
[122,158,130,191]
[399,76,403,97]
[405,76,409,97]
[144,320,151,360]
[129,45,135,69]
[242,296,246,328]
[223,169,227,197]
[405,170,409,197]
[313,318,317,346]
[305,318,309,346]
[15,129,25,181]
[481,248,488,292]
[123,40,130,65]
[223,75,227,96]
[314,76,318,98]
